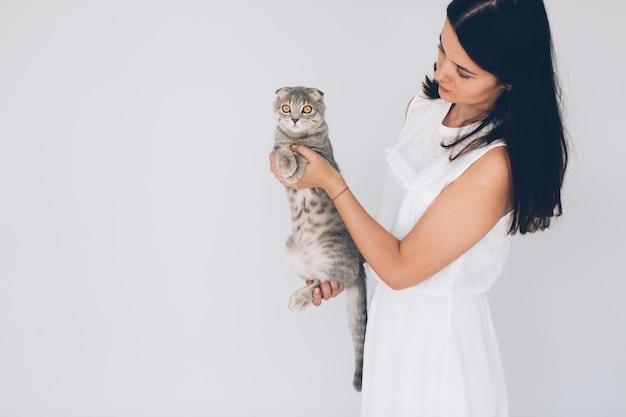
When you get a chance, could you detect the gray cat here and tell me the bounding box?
[273,86,367,392]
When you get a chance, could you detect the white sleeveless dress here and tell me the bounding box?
[360,95,511,417]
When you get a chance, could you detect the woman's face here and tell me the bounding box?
[434,19,505,120]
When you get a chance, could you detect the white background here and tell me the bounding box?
[1,0,624,416]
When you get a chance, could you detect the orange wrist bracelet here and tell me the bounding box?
[330,187,350,204]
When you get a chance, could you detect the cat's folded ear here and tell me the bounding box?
[275,87,292,97]
[307,88,324,102]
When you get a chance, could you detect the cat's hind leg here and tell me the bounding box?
[288,279,320,311]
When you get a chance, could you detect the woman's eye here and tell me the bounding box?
[302,105,312,114]
[457,70,471,79]
[281,105,291,113]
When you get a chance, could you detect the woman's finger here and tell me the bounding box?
[329,279,339,295]
[291,144,316,160]
[312,286,322,306]
[269,150,292,187]
[268,151,278,173]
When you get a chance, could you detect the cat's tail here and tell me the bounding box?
[345,264,367,392]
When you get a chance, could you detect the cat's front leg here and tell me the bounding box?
[288,279,320,311]
[285,153,307,184]
[275,148,298,179]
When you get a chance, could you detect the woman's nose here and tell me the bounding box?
[434,57,452,83]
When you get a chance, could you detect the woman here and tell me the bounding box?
[270,0,567,415]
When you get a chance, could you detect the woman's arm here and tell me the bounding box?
[270,144,512,291]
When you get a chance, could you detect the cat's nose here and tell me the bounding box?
[292,118,299,125]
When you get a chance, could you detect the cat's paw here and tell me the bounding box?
[284,159,305,184]
[288,291,312,311]
[276,155,297,178]
[284,173,301,185]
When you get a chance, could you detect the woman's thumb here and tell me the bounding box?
[291,144,314,159]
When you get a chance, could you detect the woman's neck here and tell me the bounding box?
[442,103,490,128]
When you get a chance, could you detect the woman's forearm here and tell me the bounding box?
[329,186,422,290]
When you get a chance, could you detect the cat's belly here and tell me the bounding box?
[285,231,360,282]
[285,189,358,282]
[286,243,335,281]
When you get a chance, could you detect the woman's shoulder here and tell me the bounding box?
[457,145,512,212]
[404,94,443,121]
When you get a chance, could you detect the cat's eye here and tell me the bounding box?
[302,105,313,114]
[282,105,291,113]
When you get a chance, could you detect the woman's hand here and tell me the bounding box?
[307,279,345,306]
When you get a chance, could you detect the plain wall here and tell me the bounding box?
[1,0,624,416]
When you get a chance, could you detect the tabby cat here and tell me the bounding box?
[273,86,367,391]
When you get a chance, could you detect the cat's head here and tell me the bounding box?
[274,86,326,135]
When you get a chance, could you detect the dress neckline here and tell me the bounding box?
[437,102,480,138]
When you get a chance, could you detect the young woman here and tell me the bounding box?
[270,0,567,415]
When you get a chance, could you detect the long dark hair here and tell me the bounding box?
[422,0,568,235]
